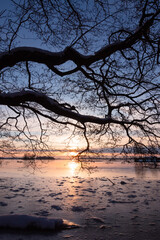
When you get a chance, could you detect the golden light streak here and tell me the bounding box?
[68,160,79,175]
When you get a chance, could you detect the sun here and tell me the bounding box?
[69,151,78,157]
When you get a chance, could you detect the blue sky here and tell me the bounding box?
[0,0,12,11]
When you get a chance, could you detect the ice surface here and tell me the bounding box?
[0,160,160,239]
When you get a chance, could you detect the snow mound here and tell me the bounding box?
[0,215,79,231]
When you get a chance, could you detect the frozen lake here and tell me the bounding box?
[0,158,160,179]
[0,159,160,240]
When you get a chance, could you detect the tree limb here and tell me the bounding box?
[0,9,159,71]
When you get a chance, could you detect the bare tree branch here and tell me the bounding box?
[0,8,159,71]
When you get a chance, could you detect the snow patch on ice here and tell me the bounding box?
[0,201,8,206]
[0,215,79,231]
[89,217,105,223]
[71,206,87,212]
[51,205,62,210]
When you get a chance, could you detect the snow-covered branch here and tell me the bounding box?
[0,90,113,124]
[0,90,158,130]
[0,9,159,72]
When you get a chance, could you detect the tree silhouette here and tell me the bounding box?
[0,0,160,156]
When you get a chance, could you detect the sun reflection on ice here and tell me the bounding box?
[68,160,79,175]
